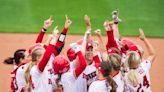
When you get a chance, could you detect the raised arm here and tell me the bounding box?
[72,27,90,68]
[37,16,71,72]
[54,15,72,55]
[112,10,121,40]
[74,51,87,78]
[94,29,106,52]
[104,21,118,50]
[139,28,156,62]
[44,26,59,46]
[84,15,92,42]
[78,15,92,55]
[37,35,61,72]
[35,16,54,43]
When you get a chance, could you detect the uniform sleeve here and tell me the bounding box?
[106,30,119,50]
[35,30,45,43]
[74,51,87,78]
[142,59,152,71]
[93,53,101,68]
[54,28,68,55]
[38,44,58,72]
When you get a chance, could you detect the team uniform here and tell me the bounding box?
[75,63,97,92]
[15,63,30,92]
[10,63,26,92]
[30,64,54,92]
[113,71,125,92]
[53,51,87,92]
[88,79,112,92]
[30,42,61,92]
[124,59,152,92]
[75,52,102,92]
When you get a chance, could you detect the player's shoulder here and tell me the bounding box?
[91,79,105,87]
[140,59,152,71]
[30,65,41,76]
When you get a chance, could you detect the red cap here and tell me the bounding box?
[67,48,77,61]
[86,42,93,49]
[121,39,135,47]
[120,39,136,54]
[129,45,142,58]
[53,55,70,75]
[67,39,84,61]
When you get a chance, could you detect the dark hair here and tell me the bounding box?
[56,74,62,87]
[101,61,117,92]
[4,49,26,65]
[108,54,121,71]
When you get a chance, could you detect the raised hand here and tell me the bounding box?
[103,20,113,31]
[139,28,146,41]
[84,15,91,31]
[64,15,72,29]
[43,16,54,30]
[95,29,101,37]
[52,26,59,37]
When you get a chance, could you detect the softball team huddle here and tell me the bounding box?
[4,10,156,92]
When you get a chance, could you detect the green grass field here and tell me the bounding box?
[0,0,164,37]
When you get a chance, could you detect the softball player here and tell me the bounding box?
[24,16,71,92]
[89,60,117,92]
[3,49,27,92]
[52,48,87,92]
[124,29,156,92]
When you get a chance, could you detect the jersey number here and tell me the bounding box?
[137,75,150,92]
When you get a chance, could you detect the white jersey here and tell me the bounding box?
[88,79,112,92]
[124,59,152,92]
[113,71,124,92]
[30,54,55,92]
[15,63,29,92]
[61,70,76,92]
[75,62,97,92]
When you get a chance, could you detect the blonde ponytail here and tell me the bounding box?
[24,47,45,90]
[128,69,139,87]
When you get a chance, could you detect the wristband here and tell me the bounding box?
[42,27,47,32]
[58,33,66,42]
[83,31,90,41]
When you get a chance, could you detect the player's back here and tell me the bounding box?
[113,71,124,92]
[30,65,53,92]
[136,59,151,92]
[88,79,111,92]
[75,63,97,92]
[61,70,76,92]
[125,59,152,92]
[15,63,29,92]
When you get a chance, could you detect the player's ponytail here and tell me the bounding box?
[54,74,63,92]
[106,75,117,92]
[4,57,14,64]
[24,62,36,90]
[24,47,44,90]
[56,74,62,87]
[3,49,26,65]
[100,61,117,92]
[128,69,139,87]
